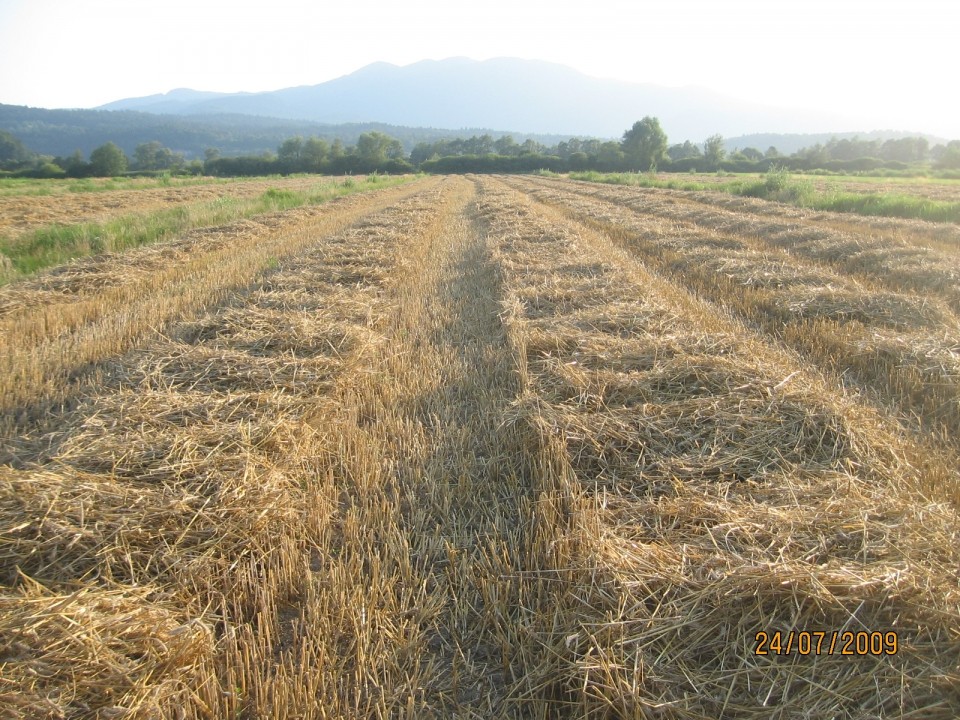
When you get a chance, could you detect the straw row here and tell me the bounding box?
[0,175,335,242]
[0,179,432,442]
[553,176,960,306]
[478,175,960,718]
[508,175,960,450]
[0,181,455,718]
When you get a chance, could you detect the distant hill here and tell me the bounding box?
[100,88,239,113]
[4,56,950,164]
[0,104,573,159]
[96,57,859,141]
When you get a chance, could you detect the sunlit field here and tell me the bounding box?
[656,171,960,201]
[2,174,958,718]
[568,170,960,224]
[0,174,409,282]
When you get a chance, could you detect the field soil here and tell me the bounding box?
[2,175,958,719]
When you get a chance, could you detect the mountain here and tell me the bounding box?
[99,88,239,113]
[97,57,855,141]
[6,59,946,161]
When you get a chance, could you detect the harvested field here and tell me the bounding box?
[510,175,960,442]
[0,178,429,443]
[682,173,960,203]
[481,177,959,717]
[0,176,329,240]
[0,175,412,285]
[1,174,958,718]
[566,174,960,254]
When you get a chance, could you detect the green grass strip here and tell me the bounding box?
[569,171,960,224]
[0,175,413,284]
[812,193,960,223]
[0,174,248,198]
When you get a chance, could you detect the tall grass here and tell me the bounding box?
[570,168,960,223]
[2,207,194,275]
[815,191,960,221]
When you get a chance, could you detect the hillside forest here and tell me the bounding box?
[2,117,959,179]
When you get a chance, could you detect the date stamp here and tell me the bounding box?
[755,630,898,656]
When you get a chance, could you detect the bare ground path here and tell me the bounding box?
[276,176,541,717]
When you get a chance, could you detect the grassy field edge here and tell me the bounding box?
[0,174,416,284]
[569,169,960,223]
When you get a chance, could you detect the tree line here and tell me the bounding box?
[0,131,417,178]
[3,122,959,179]
[413,121,960,174]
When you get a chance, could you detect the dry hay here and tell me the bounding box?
[505,176,960,441]
[0,456,310,719]
[0,179,404,319]
[679,254,833,289]
[547,175,960,306]
[51,387,305,480]
[3,174,957,718]
[670,243,954,331]
[515,176,957,331]
[0,175,340,242]
[145,343,336,392]
[0,184,447,717]
[540,473,960,718]
[765,227,960,305]
[527,391,852,486]
[868,330,960,380]
[523,323,741,375]
[0,462,306,607]
[177,305,374,360]
[514,275,625,320]
[847,327,960,428]
[561,173,960,250]
[682,185,960,242]
[520,322,865,491]
[480,176,960,718]
[0,218,259,317]
[245,276,382,320]
[776,285,950,328]
[0,181,434,450]
[0,577,218,719]
[565,305,682,340]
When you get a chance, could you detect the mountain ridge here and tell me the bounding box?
[96,57,875,141]
[3,58,948,162]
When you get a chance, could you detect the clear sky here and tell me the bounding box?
[0,0,957,138]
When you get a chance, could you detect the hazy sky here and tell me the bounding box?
[0,0,957,137]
